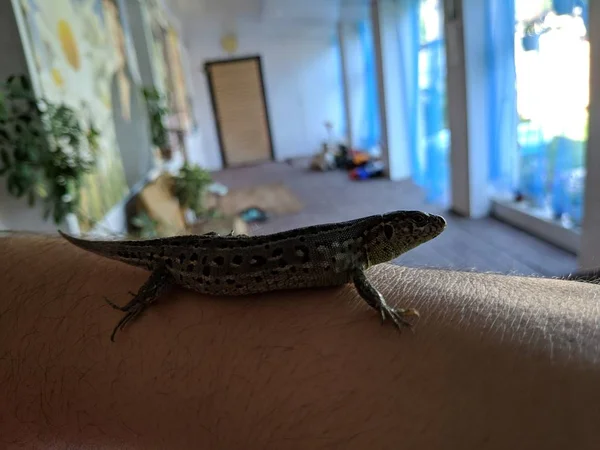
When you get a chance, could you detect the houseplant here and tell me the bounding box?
[172,162,213,218]
[0,74,98,225]
[130,211,160,238]
[142,86,172,160]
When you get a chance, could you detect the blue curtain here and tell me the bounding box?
[402,0,449,206]
[357,21,381,149]
[397,0,422,184]
[400,0,515,206]
[485,0,517,194]
[421,38,449,204]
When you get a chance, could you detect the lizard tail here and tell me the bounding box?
[58,230,112,253]
[58,230,151,269]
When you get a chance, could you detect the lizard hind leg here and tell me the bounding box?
[103,267,172,342]
[352,269,419,331]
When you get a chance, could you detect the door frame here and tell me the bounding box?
[204,55,275,168]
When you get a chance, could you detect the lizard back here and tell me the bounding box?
[59,214,382,295]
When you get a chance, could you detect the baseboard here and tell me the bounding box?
[491,200,580,254]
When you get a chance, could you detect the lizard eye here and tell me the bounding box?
[412,212,430,226]
[384,224,394,239]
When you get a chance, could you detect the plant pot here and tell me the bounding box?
[553,0,575,15]
[64,212,81,235]
[522,34,540,51]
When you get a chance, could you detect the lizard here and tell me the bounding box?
[59,210,446,341]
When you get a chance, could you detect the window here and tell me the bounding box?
[514,0,589,229]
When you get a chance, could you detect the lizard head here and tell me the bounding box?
[364,211,446,266]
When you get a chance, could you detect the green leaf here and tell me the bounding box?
[0,100,7,122]
[36,182,48,198]
[19,75,30,91]
[7,173,24,197]
[0,129,10,142]
[0,148,10,167]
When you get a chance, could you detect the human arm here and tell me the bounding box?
[1,232,599,449]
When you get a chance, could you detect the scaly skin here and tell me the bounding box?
[60,210,446,341]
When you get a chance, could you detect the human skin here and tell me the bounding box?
[1,233,599,449]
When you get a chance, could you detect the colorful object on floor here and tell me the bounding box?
[310,139,387,180]
[350,161,385,180]
[239,207,269,223]
[348,149,371,168]
[335,148,373,170]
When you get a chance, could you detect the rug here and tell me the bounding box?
[214,182,304,216]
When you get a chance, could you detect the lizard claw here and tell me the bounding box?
[103,296,127,311]
[379,305,419,331]
[110,302,147,342]
[103,296,148,341]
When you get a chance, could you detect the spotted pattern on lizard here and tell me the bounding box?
[60,210,446,341]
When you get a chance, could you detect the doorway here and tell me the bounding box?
[205,56,274,167]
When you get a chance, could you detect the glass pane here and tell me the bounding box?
[514,0,588,228]
[418,0,450,206]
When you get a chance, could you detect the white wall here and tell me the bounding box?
[375,0,412,181]
[183,18,345,170]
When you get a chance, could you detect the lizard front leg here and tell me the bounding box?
[352,268,419,330]
[227,230,249,237]
[104,266,172,341]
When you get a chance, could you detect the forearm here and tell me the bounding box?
[1,233,599,449]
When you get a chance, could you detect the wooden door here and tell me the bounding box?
[205,56,274,167]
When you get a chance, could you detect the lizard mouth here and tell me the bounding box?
[432,214,447,231]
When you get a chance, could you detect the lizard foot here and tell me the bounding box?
[110,302,148,342]
[352,268,419,333]
[102,267,172,342]
[227,230,249,237]
[379,304,420,330]
[103,296,150,341]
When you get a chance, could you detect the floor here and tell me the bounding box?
[212,160,578,278]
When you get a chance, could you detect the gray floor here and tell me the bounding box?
[212,160,578,277]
